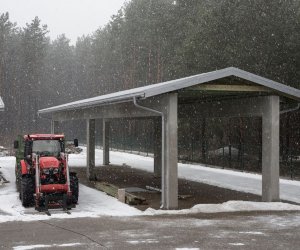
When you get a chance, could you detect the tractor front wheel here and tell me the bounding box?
[21,175,35,207]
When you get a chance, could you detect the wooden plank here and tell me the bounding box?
[126,193,147,205]
[178,194,193,200]
[94,182,147,205]
[146,186,192,200]
[145,185,161,192]
[94,182,118,197]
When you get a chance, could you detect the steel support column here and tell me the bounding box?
[103,119,110,165]
[154,117,162,177]
[162,93,178,209]
[262,95,280,201]
[87,119,96,180]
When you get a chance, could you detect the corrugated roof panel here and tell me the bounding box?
[38,67,300,115]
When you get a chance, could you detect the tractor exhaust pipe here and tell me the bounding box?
[35,154,40,194]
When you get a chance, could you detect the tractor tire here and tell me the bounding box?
[70,173,79,204]
[21,175,35,207]
[15,163,21,194]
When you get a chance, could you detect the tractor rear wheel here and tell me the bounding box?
[21,175,35,207]
[70,173,79,204]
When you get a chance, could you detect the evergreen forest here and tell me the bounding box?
[1,0,300,176]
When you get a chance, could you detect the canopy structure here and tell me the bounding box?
[39,67,300,209]
[0,96,4,111]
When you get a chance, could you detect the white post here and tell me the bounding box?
[103,119,110,165]
[162,93,178,209]
[87,119,96,180]
[262,95,280,202]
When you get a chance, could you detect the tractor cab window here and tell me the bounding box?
[32,140,62,157]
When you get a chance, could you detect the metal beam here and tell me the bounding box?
[179,96,267,118]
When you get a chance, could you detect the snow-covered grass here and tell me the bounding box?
[1,150,300,223]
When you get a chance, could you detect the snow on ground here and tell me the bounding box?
[176,248,200,250]
[0,156,142,223]
[1,147,300,223]
[143,201,300,216]
[13,243,82,250]
[69,147,300,204]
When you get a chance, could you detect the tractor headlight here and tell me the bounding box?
[42,168,50,175]
[42,168,59,175]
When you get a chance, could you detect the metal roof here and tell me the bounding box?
[38,67,300,115]
[0,96,4,111]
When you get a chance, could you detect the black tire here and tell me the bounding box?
[15,163,21,194]
[21,175,35,207]
[70,173,79,204]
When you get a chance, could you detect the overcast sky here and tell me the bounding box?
[0,0,127,44]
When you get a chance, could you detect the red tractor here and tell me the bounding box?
[14,134,79,214]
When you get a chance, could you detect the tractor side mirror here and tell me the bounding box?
[13,140,19,149]
[74,139,79,147]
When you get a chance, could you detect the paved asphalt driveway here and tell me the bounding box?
[1,211,300,250]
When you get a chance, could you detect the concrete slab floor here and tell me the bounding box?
[1,211,300,250]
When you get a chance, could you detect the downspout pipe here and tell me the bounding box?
[133,96,166,209]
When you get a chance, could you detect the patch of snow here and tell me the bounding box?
[126,239,159,244]
[176,248,200,250]
[14,245,49,250]
[228,243,245,246]
[238,231,265,235]
[58,243,82,247]
[13,243,82,250]
[143,201,300,216]
[121,230,154,238]
[255,214,300,228]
